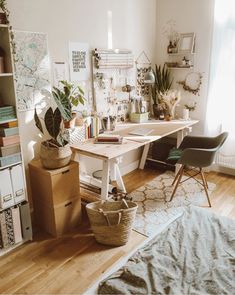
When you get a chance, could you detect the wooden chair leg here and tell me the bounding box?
[169,165,185,202]
[172,165,182,186]
[200,168,212,207]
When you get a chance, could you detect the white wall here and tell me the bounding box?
[6,0,157,194]
[155,0,215,134]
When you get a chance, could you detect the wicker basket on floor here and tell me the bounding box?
[86,200,138,246]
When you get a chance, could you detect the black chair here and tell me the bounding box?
[169,132,228,207]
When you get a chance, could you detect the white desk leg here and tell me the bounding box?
[115,162,126,193]
[139,143,150,170]
[101,159,110,200]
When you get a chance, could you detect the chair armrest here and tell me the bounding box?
[179,135,217,149]
[178,147,217,167]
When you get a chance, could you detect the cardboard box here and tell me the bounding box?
[29,160,80,206]
[34,196,82,236]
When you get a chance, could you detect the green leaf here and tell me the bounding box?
[34,108,44,134]
[44,107,62,140]
[52,89,72,121]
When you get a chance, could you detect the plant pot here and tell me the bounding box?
[40,141,72,169]
[153,104,164,119]
[64,113,77,129]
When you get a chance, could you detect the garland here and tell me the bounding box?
[0,0,16,58]
[177,72,203,95]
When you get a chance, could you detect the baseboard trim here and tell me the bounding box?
[120,160,140,176]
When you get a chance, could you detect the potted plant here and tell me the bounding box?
[34,80,85,169]
[151,64,173,118]
[34,106,72,169]
[52,80,85,128]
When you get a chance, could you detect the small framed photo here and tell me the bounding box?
[178,33,195,53]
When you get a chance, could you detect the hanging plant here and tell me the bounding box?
[178,72,203,95]
[0,0,17,60]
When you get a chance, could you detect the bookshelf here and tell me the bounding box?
[0,25,32,256]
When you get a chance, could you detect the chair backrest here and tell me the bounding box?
[212,132,228,150]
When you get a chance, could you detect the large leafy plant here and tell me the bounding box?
[34,107,66,147]
[34,80,85,147]
[152,64,173,104]
[52,80,85,121]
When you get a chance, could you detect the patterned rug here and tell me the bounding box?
[128,171,216,237]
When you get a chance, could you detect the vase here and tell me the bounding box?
[182,108,189,120]
[152,104,160,119]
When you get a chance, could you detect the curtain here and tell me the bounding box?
[206,0,235,169]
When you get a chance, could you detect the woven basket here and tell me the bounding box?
[86,200,138,246]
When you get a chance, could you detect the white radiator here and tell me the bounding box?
[216,152,235,169]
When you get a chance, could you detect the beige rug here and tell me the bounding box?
[128,171,216,237]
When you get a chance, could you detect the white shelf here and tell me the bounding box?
[0,161,22,171]
[168,52,195,56]
[0,24,8,28]
[0,73,13,77]
[167,66,194,70]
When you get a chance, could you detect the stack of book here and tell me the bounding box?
[0,121,21,167]
[0,105,17,123]
[95,134,123,144]
[85,116,102,140]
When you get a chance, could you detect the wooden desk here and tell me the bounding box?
[71,120,198,200]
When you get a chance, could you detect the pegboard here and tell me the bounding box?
[92,49,136,121]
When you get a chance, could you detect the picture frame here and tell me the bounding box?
[178,33,195,53]
[68,42,90,82]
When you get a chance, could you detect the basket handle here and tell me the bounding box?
[99,209,122,226]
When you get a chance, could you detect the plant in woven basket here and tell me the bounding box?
[34,106,72,169]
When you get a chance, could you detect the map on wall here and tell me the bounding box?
[14,31,51,111]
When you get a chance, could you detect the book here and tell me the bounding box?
[0,135,20,147]
[0,120,18,128]
[0,127,19,137]
[128,128,154,136]
[19,202,32,241]
[95,134,123,144]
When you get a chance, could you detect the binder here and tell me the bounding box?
[19,202,32,241]
[4,209,15,245]
[10,164,26,204]
[11,206,23,244]
[0,212,8,248]
[0,168,14,209]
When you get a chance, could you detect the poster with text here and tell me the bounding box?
[69,42,90,82]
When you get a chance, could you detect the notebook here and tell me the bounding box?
[128,128,153,136]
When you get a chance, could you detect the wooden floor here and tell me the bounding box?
[0,168,235,294]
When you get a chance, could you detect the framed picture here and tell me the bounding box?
[69,42,90,82]
[178,33,195,53]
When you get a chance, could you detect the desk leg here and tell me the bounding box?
[139,143,150,170]
[101,159,110,200]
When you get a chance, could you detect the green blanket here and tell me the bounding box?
[98,207,235,295]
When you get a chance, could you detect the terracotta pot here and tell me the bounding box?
[64,113,77,129]
[40,141,72,169]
